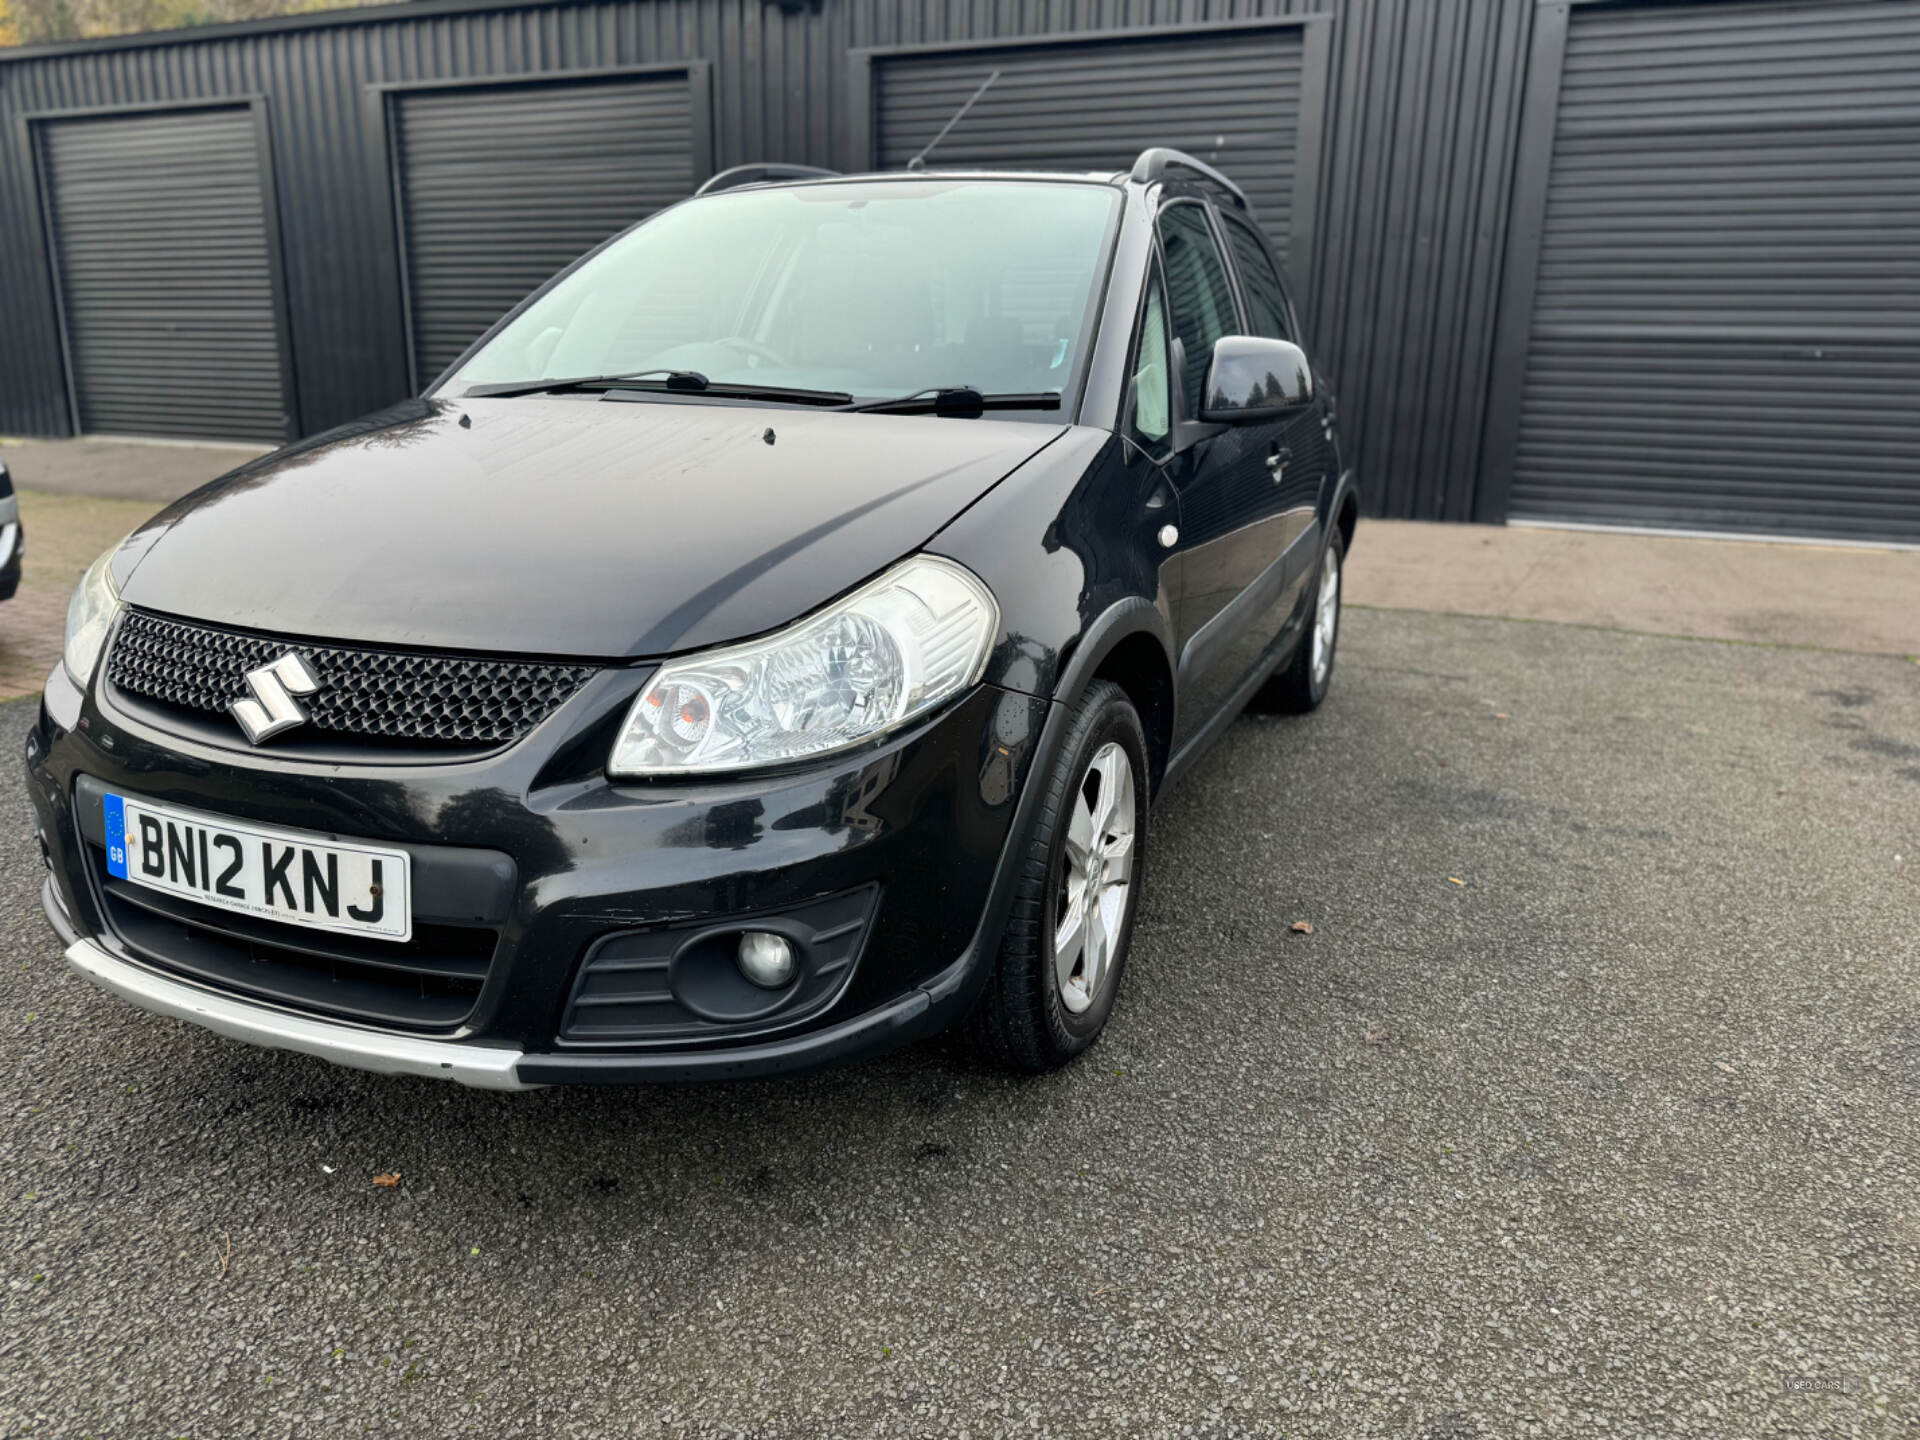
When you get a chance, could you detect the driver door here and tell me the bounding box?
[1158,200,1300,753]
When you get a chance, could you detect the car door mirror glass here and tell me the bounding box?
[1199,336,1314,423]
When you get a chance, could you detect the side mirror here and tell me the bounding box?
[1199,336,1314,423]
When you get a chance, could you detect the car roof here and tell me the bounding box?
[693,152,1250,213]
[711,169,1129,192]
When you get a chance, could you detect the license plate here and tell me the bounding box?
[103,793,412,943]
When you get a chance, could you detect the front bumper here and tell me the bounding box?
[58,922,525,1088]
[29,655,1059,1086]
[50,914,948,1087]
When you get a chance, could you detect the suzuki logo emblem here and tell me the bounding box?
[230,652,323,744]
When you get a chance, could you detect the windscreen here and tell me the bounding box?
[447,179,1119,403]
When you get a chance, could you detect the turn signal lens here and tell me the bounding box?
[609,554,997,777]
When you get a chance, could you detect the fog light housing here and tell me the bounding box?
[736,931,795,989]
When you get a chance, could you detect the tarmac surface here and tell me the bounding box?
[4,605,1915,1437]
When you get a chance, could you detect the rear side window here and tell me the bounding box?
[1157,202,1239,421]
[1220,214,1294,342]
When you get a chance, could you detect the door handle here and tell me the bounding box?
[1266,446,1291,482]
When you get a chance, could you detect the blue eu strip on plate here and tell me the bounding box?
[102,793,128,879]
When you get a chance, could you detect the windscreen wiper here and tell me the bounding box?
[464,370,854,407]
[464,369,712,399]
[622,380,854,407]
[846,387,1062,417]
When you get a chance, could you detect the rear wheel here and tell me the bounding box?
[964,680,1147,1072]
[1255,526,1344,714]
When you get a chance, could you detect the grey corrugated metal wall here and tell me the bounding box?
[0,0,1535,523]
[1505,0,1920,543]
[871,26,1305,237]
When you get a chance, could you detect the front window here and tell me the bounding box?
[447,179,1120,404]
[1156,201,1240,422]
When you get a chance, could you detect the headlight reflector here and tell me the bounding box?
[63,542,121,685]
[610,554,997,776]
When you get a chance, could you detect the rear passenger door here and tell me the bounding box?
[1160,200,1299,752]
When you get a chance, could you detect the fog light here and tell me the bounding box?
[736,931,795,988]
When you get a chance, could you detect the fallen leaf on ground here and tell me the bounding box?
[372,1172,402,1188]
[1447,876,1465,886]
[1364,1025,1389,1046]
[1290,920,1313,935]
[1494,712,1510,720]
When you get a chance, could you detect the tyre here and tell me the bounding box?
[1255,525,1344,713]
[964,680,1148,1072]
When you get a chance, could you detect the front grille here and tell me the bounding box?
[108,609,595,748]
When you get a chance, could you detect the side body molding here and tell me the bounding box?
[1176,517,1322,687]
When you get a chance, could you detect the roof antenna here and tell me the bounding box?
[906,69,1001,172]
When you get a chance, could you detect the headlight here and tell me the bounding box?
[610,554,997,777]
[64,542,122,685]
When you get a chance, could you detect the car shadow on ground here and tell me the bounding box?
[54,771,1231,1237]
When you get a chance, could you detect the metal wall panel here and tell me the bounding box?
[0,75,72,436]
[0,0,1536,526]
[391,72,697,385]
[39,105,292,441]
[871,27,1304,251]
[1503,0,1920,542]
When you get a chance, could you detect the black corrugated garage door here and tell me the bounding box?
[873,26,1307,263]
[39,106,292,443]
[393,73,702,386]
[1509,0,1920,543]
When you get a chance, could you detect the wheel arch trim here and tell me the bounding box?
[1330,468,1359,553]
[1049,596,1177,792]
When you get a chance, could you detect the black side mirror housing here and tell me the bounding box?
[1199,336,1315,423]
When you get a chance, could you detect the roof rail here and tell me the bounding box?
[1128,148,1248,210]
[694,163,840,197]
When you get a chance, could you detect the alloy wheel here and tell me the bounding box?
[1054,741,1136,1015]
[1310,545,1341,687]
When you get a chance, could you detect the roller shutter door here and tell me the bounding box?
[1509,0,1920,543]
[394,75,698,385]
[39,107,291,443]
[873,28,1305,262]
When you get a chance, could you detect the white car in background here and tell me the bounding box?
[0,459,21,601]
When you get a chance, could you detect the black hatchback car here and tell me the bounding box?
[29,149,1356,1087]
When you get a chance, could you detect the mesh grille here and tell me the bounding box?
[107,609,596,747]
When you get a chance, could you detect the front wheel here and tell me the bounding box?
[1255,526,1344,714]
[964,680,1148,1072]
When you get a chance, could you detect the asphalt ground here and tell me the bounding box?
[3,607,1916,1439]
